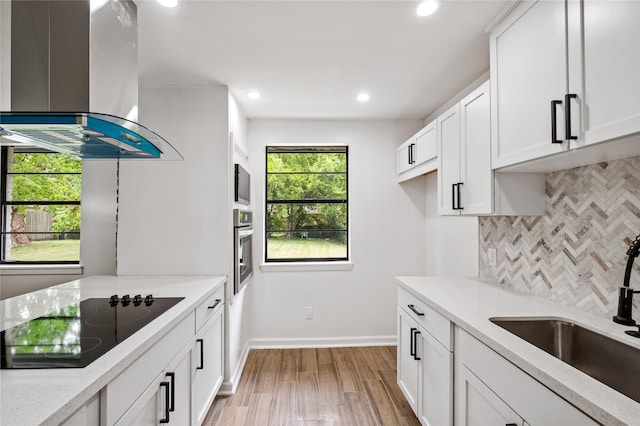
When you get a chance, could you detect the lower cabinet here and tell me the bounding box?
[193,302,224,425]
[100,285,225,426]
[397,289,453,426]
[454,327,598,426]
[119,347,192,425]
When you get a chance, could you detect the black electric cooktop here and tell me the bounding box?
[0,295,183,369]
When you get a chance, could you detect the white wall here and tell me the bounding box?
[424,173,478,276]
[246,119,425,344]
[224,93,252,390]
[117,85,231,275]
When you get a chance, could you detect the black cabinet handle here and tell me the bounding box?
[456,182,463,210]
[564,93,577,140]
[551,100,563,143]
[208,299,222,310]
[197,338,204,370]
[413,329,421,361]
[410,327,417,358]
[409,143,416,164]
[407,304,425,316]
[165,372,175,412]
[505,424,518,426]
[159,381,171,423]
[451,183,457,210]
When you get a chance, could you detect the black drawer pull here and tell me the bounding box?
[407,304,425,316]
[208,299,222,310]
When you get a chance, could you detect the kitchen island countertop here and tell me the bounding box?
[0,275,226,426]
[397,276,640,426]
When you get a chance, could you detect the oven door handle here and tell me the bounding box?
[238,229,254,237]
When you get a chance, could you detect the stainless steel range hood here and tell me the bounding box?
[0,112,182,159]
[3,0,182,160]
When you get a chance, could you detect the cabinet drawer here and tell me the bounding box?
[398,287,452,350]
[195,285,224,332]
[102,312,195,425]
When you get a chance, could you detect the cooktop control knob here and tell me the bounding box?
[144,294,155,306]
[121,294,131,306]
[109,295,120,307]
[133,294,143,306]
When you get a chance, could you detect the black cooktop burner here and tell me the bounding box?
[0,295,183,369]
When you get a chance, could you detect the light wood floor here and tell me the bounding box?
[203,346,420,426]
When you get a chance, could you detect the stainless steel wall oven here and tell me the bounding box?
[233,209,253,295]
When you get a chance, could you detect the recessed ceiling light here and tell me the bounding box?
[357,93,370,102]
[247,91,261,100]
[157,0,177,7]
[416,0,440,17]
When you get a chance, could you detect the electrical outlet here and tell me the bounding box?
[304,306,313,320]
[487,248,497,266]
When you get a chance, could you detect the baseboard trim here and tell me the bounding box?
[248,335,397,349]
[217,341,251,396]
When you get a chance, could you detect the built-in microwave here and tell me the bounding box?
[234,164,250,205]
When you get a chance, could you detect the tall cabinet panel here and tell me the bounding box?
[491,0,570,169]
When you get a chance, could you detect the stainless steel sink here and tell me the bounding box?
[490,317,640,403]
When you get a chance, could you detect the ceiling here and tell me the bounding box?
[136,0,510,120]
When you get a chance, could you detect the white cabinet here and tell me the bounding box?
[491,0,640,171]
[193,297,224,425]
[454,327,598,426]
[397,288,453,426]
[438,81,545,216]
[397,121,437,182]
[101,284,225,426]
[569,0,640,150]
[118,348,192,426]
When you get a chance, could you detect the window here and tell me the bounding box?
[1,147,82,263]
[265,146,348,262]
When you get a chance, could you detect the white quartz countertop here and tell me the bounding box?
[0,275,226,426]
[396,276,640,425]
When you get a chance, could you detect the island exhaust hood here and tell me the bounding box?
[3,0,182,160]
[0,111,182,159]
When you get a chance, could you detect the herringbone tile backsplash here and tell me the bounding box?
[479,155,640,322]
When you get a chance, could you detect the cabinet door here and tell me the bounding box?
[397,138,414,174]
[455,364,523,426]
[568,0,640,148]
[193,309,224,425]
[460,81,493,215]
[117,350,192,426]
[437,103,461,215]
[490,0,569,169]
[418,330,453,426]
[397,311,419,413]
[414,121,437,166]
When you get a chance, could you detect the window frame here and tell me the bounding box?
[264,145,349,263]
[1,146,82,265]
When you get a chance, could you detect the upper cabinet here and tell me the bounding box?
[491,0,640,171]
[438,81,545,216]
[397,121,437,182]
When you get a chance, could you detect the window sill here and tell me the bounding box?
[260,261,354,273]
[0,264,84,276]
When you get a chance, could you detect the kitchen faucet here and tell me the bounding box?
[613,233,640,337]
